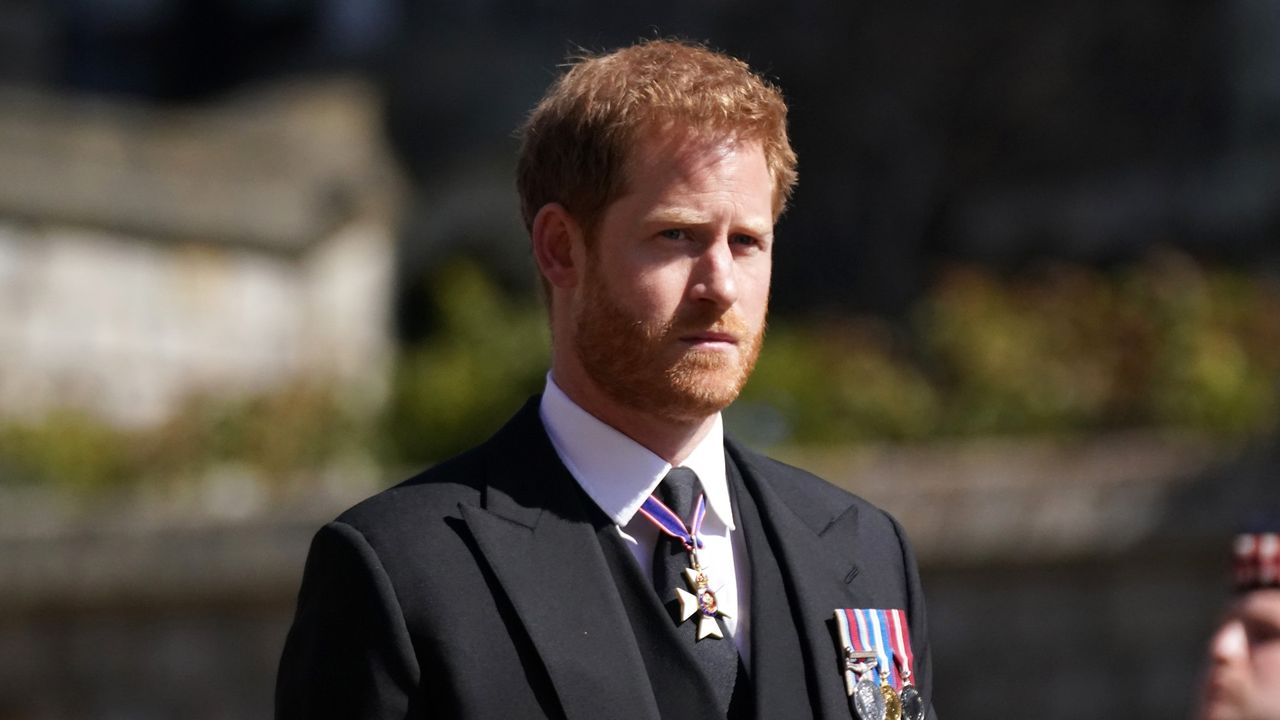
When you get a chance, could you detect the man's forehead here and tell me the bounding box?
[619,129,769,203]
[623,140,774,232]
[625,125,754,171]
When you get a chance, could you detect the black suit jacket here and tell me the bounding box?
[277,398,936,719]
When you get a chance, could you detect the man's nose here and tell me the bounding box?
[1209,620,1248,662]
[688,238,738,308]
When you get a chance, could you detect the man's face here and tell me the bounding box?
[1198,589,1280,720]
[570,132,774,423]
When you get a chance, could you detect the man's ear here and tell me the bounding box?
[531,203,584,290]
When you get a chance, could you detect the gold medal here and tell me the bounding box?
[880,672,902,720]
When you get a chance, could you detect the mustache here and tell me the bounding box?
[668,308,755,340]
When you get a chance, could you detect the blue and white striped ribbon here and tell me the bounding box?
[872,609,901,688]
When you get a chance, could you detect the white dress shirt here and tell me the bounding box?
[539,375,752,661]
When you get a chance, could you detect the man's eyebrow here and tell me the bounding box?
[645,208,774,236]
[645,208,712,225]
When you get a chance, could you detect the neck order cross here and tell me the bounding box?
[639,467,731,640]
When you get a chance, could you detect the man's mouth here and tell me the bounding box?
[679,330,739,346]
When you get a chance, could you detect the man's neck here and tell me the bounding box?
[550,369,718,466]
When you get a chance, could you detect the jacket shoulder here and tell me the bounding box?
[329,396,552,544]
[730,440,905,537]
[330,441,489,540]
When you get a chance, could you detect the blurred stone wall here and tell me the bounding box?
[0,499,331,720]
[0,80,399,427]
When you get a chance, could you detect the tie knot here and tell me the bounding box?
[657,466,701,521]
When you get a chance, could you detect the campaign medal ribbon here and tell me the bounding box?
[637,492,729,640]
[888,609,925,720]
[834,609,885,720]
[866,610,903,720]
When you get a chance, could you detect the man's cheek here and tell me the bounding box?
[1256,646,1280,696]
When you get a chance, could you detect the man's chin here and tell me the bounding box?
[649,393,737,424]
[655,368,748,420]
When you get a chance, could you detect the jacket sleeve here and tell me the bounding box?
[276,521,421,720]
[890,512,939,720]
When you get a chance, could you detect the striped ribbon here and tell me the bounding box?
[887,608,916,687]
[835,608,910,689]
[637,492,707,551]
[1235,532,1280,590]
[865,609,898,688]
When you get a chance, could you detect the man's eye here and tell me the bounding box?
[659,228,688,240]
[1245,619,1280,645]
[732,234,761,247]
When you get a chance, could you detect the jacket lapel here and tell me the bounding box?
[727,440,872,720]
[459,400,660,720]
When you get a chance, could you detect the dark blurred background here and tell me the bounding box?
[0,1,1277,718]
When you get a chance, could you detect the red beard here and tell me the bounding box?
[573,264,764,423]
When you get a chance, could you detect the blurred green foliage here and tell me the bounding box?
[915,254,1280,438]
[0,381,368,495]
[0,410,133,494]
[743,253,1279,443]
[741,319,940,443]
[383,259,550,465]
[1,251,1277,493]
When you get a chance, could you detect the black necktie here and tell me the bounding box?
[652,466,738,713]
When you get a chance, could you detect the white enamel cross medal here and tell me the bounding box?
[637,486,730,641]
[674,557,731,640]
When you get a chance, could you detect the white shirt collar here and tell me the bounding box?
[539,374,735,530]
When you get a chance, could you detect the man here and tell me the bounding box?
[1196,529,1280,720]
[277,39,935,720]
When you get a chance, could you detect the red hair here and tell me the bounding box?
[517,38,798,236]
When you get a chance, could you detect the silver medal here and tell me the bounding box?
[852,672,886,720]
[899,685,925,720]
[843,649,876,697]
